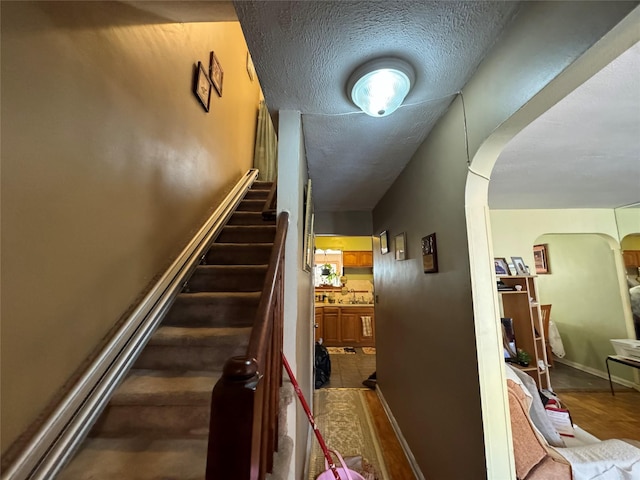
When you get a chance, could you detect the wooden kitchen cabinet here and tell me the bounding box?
[322,307,340,344]
[314,308,323,343]
[342,251,373,268]
[316,306,375,347]
[622,250,640,268]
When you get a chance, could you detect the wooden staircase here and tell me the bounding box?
[58,181,280,479]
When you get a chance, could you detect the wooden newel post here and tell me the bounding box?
[206,356,264,480]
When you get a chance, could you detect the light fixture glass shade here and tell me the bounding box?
[348,58,415,117]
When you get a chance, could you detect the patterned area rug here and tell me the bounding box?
[326,347,356,354]
[362,347,376,355]
[308,389,389,480]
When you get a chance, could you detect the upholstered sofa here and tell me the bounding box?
[506,365,640,479]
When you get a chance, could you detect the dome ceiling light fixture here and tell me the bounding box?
[347,57,415,118]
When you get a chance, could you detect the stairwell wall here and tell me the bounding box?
[1,3,262,454]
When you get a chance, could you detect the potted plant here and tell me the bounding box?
[319,264,338,285]
[517,349,531,367]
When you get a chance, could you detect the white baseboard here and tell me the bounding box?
[554,358,640,391]
[375,387,425,480]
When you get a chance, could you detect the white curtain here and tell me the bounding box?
[253,100,278,181]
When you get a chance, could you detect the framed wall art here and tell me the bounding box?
[395,232,407,261]
[193,61,212,112]
[421,233,438,273]
[379,231,389,255]
[302,179,314,272]
[533,244,550,274]
[209,51,224,97]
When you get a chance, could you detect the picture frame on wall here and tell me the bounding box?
[379,231,389,255]
[194,61,212,112]
[302,179,314,272]
[209,51,224,97]
[421,233,438,273]
[494,257,510,276]
[533,244,550,274]
[395,232,407,261]
[511,256,528,275]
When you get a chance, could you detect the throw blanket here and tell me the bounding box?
[558,439,640,479]
[361,316,372,337]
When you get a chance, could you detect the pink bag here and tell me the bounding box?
[316,449,366,480]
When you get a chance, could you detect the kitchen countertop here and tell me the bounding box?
[315,303,374,307]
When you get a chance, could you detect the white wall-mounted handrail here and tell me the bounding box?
[3,169,259,480]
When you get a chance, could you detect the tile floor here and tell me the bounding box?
[319,348,376,388]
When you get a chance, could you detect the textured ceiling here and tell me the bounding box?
[235,1,521,212]
[489,41,640,210]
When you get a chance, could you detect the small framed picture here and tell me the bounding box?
[494,257,510,276]
[533,244,550,274]
[421,233,438,273]
[379,231,389,255]
[246,51,255,81]
[511,257,528,276]
[209,51,224,97]
[395,232,407,261]
[193,61,212,112]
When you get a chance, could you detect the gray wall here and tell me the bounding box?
[373,97,485,478]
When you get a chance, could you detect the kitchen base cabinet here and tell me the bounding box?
[315,306,375,347]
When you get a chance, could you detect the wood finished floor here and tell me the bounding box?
[550,361,640,440]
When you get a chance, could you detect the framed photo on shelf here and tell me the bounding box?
[394,232,407,261]
[379,231,389,255]
[421,233,438,273]
[494,257,510,276]
[533,244,550,274]
[193,61,212,112]
[209,51,224,97]
[511,256,528,275]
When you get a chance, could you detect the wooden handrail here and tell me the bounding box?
[262,182,277,220]
[206,211,288,480]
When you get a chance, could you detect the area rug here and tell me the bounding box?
[362,347,376,355]
[308,389,389,480]
[326,347,356,354]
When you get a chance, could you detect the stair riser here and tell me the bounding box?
[91,405,210,438]
[227,212,275,225]
[243,190,269,200]
[135,345,246,371]
[164,302,257,327]
[236,200,265,212]
[217,227,276,244]
[205,245,272,265]
[187,267,267,292]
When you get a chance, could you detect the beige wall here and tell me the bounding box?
[616,207,640,241]
[622,234,640,250]
[535,234,633,381]
[1,2,261,453]
[490,209,619,271]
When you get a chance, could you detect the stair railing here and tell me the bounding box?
[206,210,289,480]
[262,181,277,220]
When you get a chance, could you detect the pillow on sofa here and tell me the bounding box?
[505,364,566,448]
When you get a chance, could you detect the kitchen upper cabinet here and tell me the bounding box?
[623,250,640,268]
[343,250,373,267]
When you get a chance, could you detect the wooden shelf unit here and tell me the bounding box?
[498,275,551,390]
